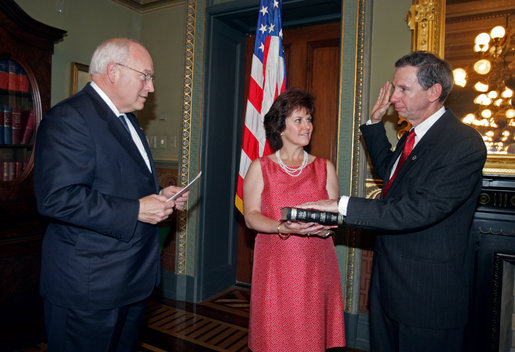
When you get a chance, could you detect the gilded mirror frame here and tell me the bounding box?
[409,0,515,176]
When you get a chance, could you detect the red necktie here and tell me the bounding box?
[382,129,416,197]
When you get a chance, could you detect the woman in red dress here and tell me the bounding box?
[243,88,346,351]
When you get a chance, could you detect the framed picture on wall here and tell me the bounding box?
[70,62,91,95]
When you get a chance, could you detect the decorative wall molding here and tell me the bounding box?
[344,0,370,314]
[176,0,196,275]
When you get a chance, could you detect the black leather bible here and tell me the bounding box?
[281,207,345,225]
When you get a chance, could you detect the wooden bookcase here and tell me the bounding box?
[0,0,65,348]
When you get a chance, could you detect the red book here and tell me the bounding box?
[15,161,25,179]
[11,107,23,144]
[21,109,35,144]
[8,60,17,91]
[0,60,9,90]
[16,62,29,92]
[18,72,29,92]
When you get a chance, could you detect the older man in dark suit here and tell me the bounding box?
[300,51,487,352]
[34,38,188,351]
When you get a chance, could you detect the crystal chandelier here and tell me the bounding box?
[452,21,515,154]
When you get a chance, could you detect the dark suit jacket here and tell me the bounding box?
[34,83,161,310]
[347,109,487,329]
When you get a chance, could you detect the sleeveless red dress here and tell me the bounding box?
[248,156,346,352]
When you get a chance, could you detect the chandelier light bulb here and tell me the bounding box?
[487,90,498,99]
[494,98,503,107]
[453,68,467,87]
[507,109,515,119]
[475,32,491,46]
[473,59,491,75]
[463,113,476,124]
[474,94,490,105]
[486,131,495,137]
[474,44,484,53]
[490,25,506,39]
[481,109,492,118]
[501,88,513,98]
[474,81,489,92]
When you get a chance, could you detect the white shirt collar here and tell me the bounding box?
[412,106,445,140]
[90,81,123,117]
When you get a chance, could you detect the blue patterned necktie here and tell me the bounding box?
[118,114,130,133]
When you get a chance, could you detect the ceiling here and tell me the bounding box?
[112,0,341,28]
[211,0,342,33]
[111,0,183,13]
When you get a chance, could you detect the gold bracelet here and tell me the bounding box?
[277,222,290,240]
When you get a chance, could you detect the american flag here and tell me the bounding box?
[235,0,286,214]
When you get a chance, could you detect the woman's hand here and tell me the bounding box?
[281,221,336,238]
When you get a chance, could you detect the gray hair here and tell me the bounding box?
[89,38,135,76]
[395,51,454,103]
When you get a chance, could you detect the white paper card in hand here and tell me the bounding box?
[166,171,202,202]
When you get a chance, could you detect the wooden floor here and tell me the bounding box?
[6,285,364,352]
[140,286,251,352]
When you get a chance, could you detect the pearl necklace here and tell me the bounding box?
[275,149,308,177]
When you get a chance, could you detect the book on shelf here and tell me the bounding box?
[0,106,34,145]
[0,106,4,144]
[3,106,12,144]
[15,161,25,178]
[0,161,27,181]
[3,161,15,181]
[0,60,9,90]
[20,109,35,144]
[281,207,345,225]
[11,107,24,144]
[0,60,30,92]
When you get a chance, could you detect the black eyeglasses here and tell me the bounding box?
[116,63,154,82]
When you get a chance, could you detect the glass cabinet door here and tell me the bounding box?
[0,58,39,182]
